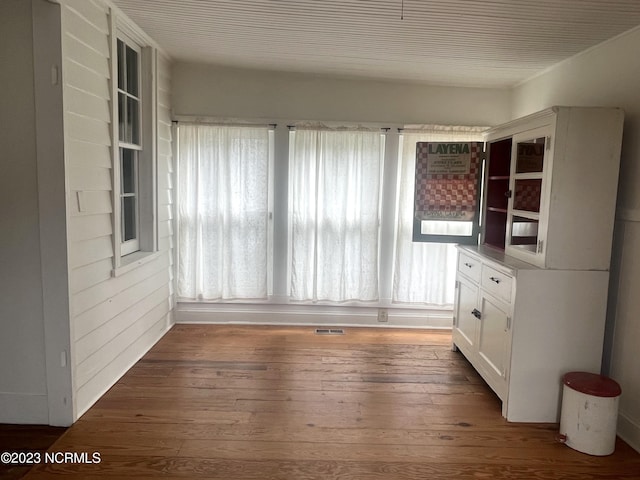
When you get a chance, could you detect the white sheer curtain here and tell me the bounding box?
[289,129,385,302]
[393,126,486,306]
[177,124,270,300]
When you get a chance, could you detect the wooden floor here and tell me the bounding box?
[0,425,66,479]
[7,325,640,479]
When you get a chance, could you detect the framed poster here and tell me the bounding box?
[413,141,484,244]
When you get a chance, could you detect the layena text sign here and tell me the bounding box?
[414,142,482,222]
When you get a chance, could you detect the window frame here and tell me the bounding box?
[109,16,159,274]
[116,34,142,256]
[174,123,275,301]
[286,127,387,303]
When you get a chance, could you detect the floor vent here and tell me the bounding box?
[315,328,345,335]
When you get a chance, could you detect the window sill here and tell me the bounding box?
[112,250,162,278]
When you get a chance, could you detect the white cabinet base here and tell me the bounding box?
[453,245,609,423]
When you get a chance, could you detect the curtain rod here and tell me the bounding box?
[287,125,391,133]
[400,125,489,134]
[173,120,276,129]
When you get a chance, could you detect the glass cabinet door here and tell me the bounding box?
[506,127,550,257]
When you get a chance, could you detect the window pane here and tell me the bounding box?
[515,138,545,173]
[420,220,473,236]
[510,215,538,252]
[126,45,138,97]
[122,196,137,242]
[176,125,270,300]
[127,96,140,145]
[513,178,542,212]
[118,92,126,143]
[289,130,383,302]
[121,149,136,194]
[117,39,125,91]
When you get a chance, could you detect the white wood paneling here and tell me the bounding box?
[158,105,171,123]
[68,214,112,243]
[63,60,111,100]
[75,284,171,370]
[69,258,113,294]
[65,0,109,33]
[65,112,111,145]
[61,0,173,420]
[158,203,172,222]
[72,266,168,342]
[157,51,174,312]
[158,235,173,252]
[64,86,111,122]
[68,236,113,269]
[66,139,112,169]
[74,315,169,418]
[67,190,112,216]
[63,34,110,78]
[113,0,640,87]
[63,5,109,56]
[67,165,112,191]
[71,253,170,317]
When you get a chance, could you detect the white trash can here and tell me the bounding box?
[559,371,621,456]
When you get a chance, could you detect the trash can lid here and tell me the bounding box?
[563,372,621,397]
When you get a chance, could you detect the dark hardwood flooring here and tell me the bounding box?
[0,425,66,479]
[1,325,638,479]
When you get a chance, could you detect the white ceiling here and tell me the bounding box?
[112,0,640,88]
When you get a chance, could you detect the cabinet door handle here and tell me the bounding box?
[464,262,473,268]
[489,276,501,284]
[471,309,482,320]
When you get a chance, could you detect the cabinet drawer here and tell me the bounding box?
[458,253,481,283]
[481,265,513,303]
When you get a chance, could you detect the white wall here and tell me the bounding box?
[512,26,640,452]
[172,62,511,126]
[0,0,49,424]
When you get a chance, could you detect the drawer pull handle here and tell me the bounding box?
[489,276,501,284]
[471,309,482,320]
[464,262,473,268]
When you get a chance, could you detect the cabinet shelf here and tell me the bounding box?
[511,209,540,219]
[488,175,510,181]
[487,207,507,213]
[513,172,544,180]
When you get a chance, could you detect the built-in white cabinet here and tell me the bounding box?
[451,107,624,422]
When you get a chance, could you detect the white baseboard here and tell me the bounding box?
[618,411,640,453]
[175,303,453,329]
[0,392,49,424]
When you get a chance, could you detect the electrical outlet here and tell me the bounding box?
[377,308,388,322]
